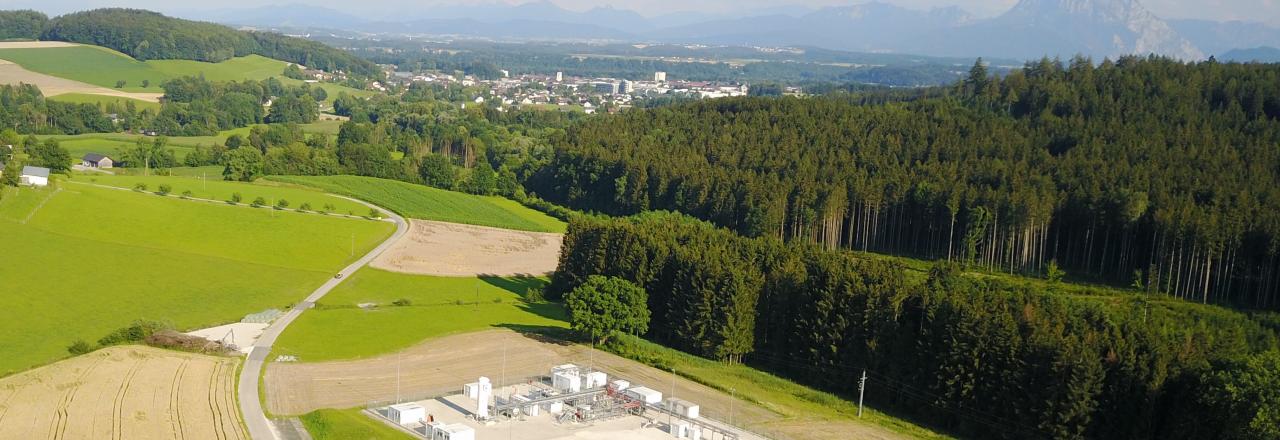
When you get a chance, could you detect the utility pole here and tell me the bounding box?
[729,388,735,426]
[668,367,676,432]
[857,370,867,418]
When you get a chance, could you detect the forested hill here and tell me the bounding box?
[531,56,1280,311]
[0,9,378,78]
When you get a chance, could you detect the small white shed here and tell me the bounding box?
[626,386,663,404]
[584,371,608,389]
[434,423,475,440]
[20,166,49,187]
[387,403,425,425]
[666,398,700,419]
[553,371,582,393]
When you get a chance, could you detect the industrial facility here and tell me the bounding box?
[368,364,754,440]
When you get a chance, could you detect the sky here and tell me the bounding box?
[7,0,1279,25]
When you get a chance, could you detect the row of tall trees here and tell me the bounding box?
[531,56,1280,311]
[553,211,1280,440]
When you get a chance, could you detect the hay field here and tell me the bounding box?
[0,345,245,439]
[371,219,562,276]
[0,58,163,101]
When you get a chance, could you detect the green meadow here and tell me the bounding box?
[0,183,393,375]
[78,173,372,216]
[0,45,375,102]
[42,121,345,166]
[272,269,568,361]
[0,46,285,92]
[300,409,415,440]
[268,175,567,233]
[47,93,161,111]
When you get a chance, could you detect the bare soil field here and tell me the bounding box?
[265,330,909,440]
[0,345,246,440]
[0,59,163,102]
[369,220,562,276]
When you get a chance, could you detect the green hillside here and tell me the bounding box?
[46,93,161,111]
[0,45,285,92]
[268,175,567,233]
[0,182,393,375]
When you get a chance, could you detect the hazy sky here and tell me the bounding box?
[8,0,1280,25]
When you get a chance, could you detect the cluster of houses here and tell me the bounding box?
[383,68,755,114]
[0,152,113,188]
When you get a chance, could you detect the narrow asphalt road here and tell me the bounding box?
[238,196,408,440]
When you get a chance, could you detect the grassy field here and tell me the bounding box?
[606,334,952,440]
[47,92,161,111]
[58,136,193,163]
[0,44,374,102]
[0,46,284,92]
[272,269,568,361]
[300,409,415,440]
[0,183,393,375]
[77,173,374,216]
[268,175,567,233]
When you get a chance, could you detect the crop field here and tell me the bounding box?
[370,219,562,276]
[47,92,162,111]
[0,345,245,439]
[0,183,393,374]
[59,137,193,164]
[80,174,374,216]
[268,175,567,233]
[271,269,567,362]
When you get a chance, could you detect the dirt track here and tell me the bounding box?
[369,220,562,276]
[264,330,910,440]
[0,345,246,439]
[0,57,163,102]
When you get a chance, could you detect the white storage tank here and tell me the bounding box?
[387,403,425,425]
[625,386,663,404]
[553,371,582,392]
[584,371,608,389]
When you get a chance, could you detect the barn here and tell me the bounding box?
[81,153,114,169]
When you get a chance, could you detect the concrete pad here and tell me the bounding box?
[186,322,269,354]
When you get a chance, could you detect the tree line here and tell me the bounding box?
[552,211,1280,440]
[529,56,1280,311]
[25,8,378,77]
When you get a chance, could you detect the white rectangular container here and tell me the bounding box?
[584,371,608,388]
[387,403,425,425]
[626,386,663,404]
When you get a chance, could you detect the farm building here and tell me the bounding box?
[20,166,49,187]
[81,153,114,169]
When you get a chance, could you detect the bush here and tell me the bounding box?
[67,339,93,355]
[275,199,290,210]
[98,320,168,346]
[133,182,147,192]
[156,184,172,195]
[251,196,267,207]
[299,202,312,212]
[1046,259,1065,283]
[180,189,193,199]
[525,286,547,303]
[367,208,382,219]
[391,298,412,307]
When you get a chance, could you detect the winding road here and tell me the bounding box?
[238,196,408,440]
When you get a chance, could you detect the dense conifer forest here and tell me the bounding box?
[551,211,1280,440]
[531,56,1280,311]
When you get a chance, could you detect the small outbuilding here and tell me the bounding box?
[81,153,114,169]
[387,402,425,425]
[20,166,49,187]
[625,386,663,404]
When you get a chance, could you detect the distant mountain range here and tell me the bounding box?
[174,0,1280,62]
